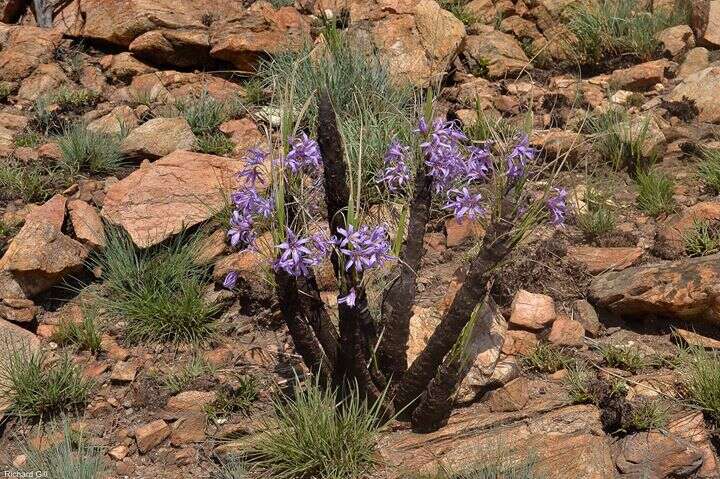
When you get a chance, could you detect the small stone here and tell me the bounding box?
[0,298,36,323]
[135,419,170,454]
[110,361,138,383]
[445,218,483,247]
[484,377,529,412]
[566,246,643,274]
[108,445,129,461]
[101,335,130,361]
[166,391,217,413]
[675,328,720,349]
[12,454,26,468]
[548,316,585,347]
[171,412,207,445]
[572,300,602,338]
[120,117,196,160]
[508,290,556,330]
[501,330,539,356]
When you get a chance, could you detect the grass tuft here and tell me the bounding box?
[439,0,477,25]
[197,131,235,156]
[205,376,259,421]
[679,346,720,422]
[414,447,540,479]
[53,86,99,111]
[596,343,647,372]
[0,342,94,419]
[564,363,595,404]
[0,158,58,203]
[250,380,384,479]
[521,342,574,374]
[698,148,720,194]
[625,399,668,431]
[683,219,720,257]
[57,123,124,177]
[20,420,106,479]
[51,308,103,355]
[576,188,616,241]
[13,130,44,148]
[584,108,652,172]
[566,0,687,64]
[0,81,13,102]
[162,355,216,394]
[176,91,231,137]
[91,227,218,343]
[635,168,675,217]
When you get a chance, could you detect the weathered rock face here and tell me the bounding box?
[609,59,672,91]
[88,106,139,136]
[377,404,615,478]
[678,47,709,79]
[656,25,695,57]
[668,67,720,123]
[120,117,197,160]
[588,254,720,322]
[347,0,466,87]
[17,63,69,102]
[509,289,556,330]
[0,195,88,297]
[0,26,62,81]
[691,0,720,48]
[127,70,244,103]
[101,150,241,248]
[613,431,703,478]
[655,201,720,259]
[566,246,644,274]
[464,26,531,79]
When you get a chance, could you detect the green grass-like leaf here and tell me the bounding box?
[0,158,59,202]
[636,168,675,217]
[521,342,574,374]
[91,228,219,344]
[683,219,720,257]
[51,308,103,355]
[679,346,720,423]
[57,123,125,177]
[698,148,720,194]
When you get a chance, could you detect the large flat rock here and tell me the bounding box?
[101,150,241,248]
[589,254,720,321]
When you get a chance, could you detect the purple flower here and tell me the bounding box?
[338,287,357,308]
[275,228,314,277]
[547,188,567,226]
[227,210,255,248]
[223,271,238,289]
[377,140,411,192]
[414,118,429,136]
[232,188,272,218]
[236,148,267,186]
[286,133,322,173]
[506,134,537,181]
[465,145,492,181]
[425,144,466,193]
[444,187,484,223]
[337,224,393,273]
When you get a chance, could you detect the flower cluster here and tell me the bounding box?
[420,119,469,194]
[377,140,411,192]
[336,224,393,273]
[443,188,484,223]
[506,134,537,181]
[286,133,322,174]
[547,188,567,227]
[273,229,333,277]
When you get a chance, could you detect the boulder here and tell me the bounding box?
[219,118,265,158]
[0,26,62,81]
[0,195,88,297]
[668,412,720,477]
[87,106,139,136]
[508,290,556,330]
[655,201,720,259]
[0,298,36,324]
[614,431,703,478]
[347,0,466,87]
[693,0,720,48]
[0,318,39,391]
[566,246,644,274]
[120,117,196,160]
[376,404,615,478]
[17,64,69,102]
[548,316,585,347]
[656,25,695,57]
[589,254,720,322]
[128,70,244,103]
[678,47,709,79]
[130,29,211,68]
[675,328,720,349]
[210,4,311,70]
[101,150,241,248]
[464,26,531,79]
[68,200,106,249]
[572,299,601,338]
[609,59,672,91]
[101,52,156,83]
[668,67,720,123]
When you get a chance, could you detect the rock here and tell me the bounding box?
[0,195,88,297]
[464,26,531,79]
[171,412,206,445]
[219,118,264,158]
[120,117,196,160]
[656,25,695,57]
[347,0,465,87]
[609,59,671,91]
[17,63,70,102]
[483,377,529,412]
[566,246,644,274]
[668,412,719,478]
[589,254,720,323]
[508,290,556,330]
[110,361,138,383]
[377,404,615,478]
[108,445,129,461]
[445,218,483,247]
[166,391,217,414]
[128,70,244,103]
[694,0,720,48]
[655,201,720,259]
[0,298,36,324]
[0,318,39,373]
[210,4,311,70]
[614,431,703,478]
[68,200,106,249]
[102,150,240,248]
[668,67,720,124]
[572,299,601,338]
[129,29,211,68]
[678,47,709,79]
[87,106,139,136]
[675,328,720,349]
[501,329,539,356]
[0,26,62,81]
[103,52,156,83]
[135,419,170,454]
[548,316,585,347]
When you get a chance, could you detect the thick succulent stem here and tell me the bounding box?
[275,270,333,386]
[378,162,432,382]
[394,216,514,416]
[296,274,341,380]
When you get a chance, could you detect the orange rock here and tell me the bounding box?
[567,246,643,274]
[166,391,217,414]
[655,201,720,259]
[171,412,207,445]
[135,419,170,454]
[68,200,106,249]
[501,329,539,356]
[548,316,585,347]
[508,290,556,330]
[484,377,529,412]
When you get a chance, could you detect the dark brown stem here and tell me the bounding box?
[296,274,341,380]
[394,217,514,415]
[378,162,432,382]
[275,271,332,386]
